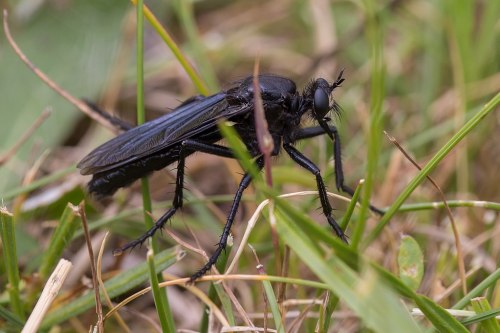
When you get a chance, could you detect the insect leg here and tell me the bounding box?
[83,99,134,131]
[189,157,264,282]
[294,126,384,216]
[283,143,348,242]
[114,140,235,255]
[293,126,346,192]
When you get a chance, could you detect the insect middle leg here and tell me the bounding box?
[283,143,348,242]
[113,140,235,255]
[294,126,384,216]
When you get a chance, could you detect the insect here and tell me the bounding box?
[78,71,382,282]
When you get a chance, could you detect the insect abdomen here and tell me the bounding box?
[88,146,183,197]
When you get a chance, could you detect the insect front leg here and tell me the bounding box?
[294,126,384,216]
[113,140,235,255]
[283,143,348,242]
[189,157,264,283]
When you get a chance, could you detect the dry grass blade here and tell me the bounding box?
[225,190,353,275]
[147,211,255,329]
[21,259,72,333]
[103,273,329,322]
[252,59,283,302]
[78,202,104,333]
[252,59,274,186]
[12,150,50,216]
[384,130,467,295]
[0,108,51,166]
[96,232,131,332]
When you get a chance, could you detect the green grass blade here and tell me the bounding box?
[218,121,260,179]
[135,0,155,245]
[2,166,74,200]
[147,250,175,333]
[0,207,24,320]
[274,191,464,332]
[351,0,385,248]
[339,179,364,230]
[172,0,219,92]
[366,92,500,245]
[273,200,423,333]
[261,275,285,333]
[130,0,209,95]
[135,1,174,327]
[395,200,500,213]
[38,203,80,281]
[470,297,500,333]
[0,304,24,329]
[413,296,469,333]
[460,308,500,326]
[453,267,500,310]
[318,292,339,333]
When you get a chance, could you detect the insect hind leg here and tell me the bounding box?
[113,140,234,255]
[113,206,178,255]
[83,99,134,132]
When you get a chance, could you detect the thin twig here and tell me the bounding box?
[0,108,51,166]
[250,245,269,333]
[78,202,104,333]
[384,131,467,294]
[104,273,330,321]
[162,273,230,328]
[146,211,255,329]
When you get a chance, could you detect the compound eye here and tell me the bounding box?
[313,87,330,118]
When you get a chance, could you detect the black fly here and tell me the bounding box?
[78,71,381,282]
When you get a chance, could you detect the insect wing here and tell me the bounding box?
[78,92,235,174]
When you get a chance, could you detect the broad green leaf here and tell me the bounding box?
[398,235,424,291]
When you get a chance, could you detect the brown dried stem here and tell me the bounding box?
[384,130,467,295]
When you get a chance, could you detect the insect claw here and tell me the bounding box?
[326,215,348,244]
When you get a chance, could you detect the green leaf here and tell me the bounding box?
[398,235,424,291]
